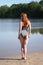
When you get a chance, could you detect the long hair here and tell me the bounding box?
[20,13,29,26]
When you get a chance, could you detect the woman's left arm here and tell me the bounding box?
[28,21,31,38]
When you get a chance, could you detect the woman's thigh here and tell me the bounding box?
[20,35,29,45]
[20,35,23,43]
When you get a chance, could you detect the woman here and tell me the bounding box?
[18,13,31,60]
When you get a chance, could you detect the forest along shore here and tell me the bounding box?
[0,1,43,19]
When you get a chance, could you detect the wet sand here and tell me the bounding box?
[0,52,43,65]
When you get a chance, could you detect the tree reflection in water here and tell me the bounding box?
[31,28,43,34]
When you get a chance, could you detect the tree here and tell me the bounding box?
[0,5,9,18]
[0,1,43,18]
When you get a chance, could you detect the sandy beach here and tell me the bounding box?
[0,52,43,65]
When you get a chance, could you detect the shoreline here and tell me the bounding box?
[0,52,43,65]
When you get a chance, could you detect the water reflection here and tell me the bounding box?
[31,28,43,34]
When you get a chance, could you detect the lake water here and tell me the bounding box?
[0,19,43,58]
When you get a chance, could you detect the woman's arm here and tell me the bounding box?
[28,21,31,38]
[29,22,31,34]
[18,22,22,39]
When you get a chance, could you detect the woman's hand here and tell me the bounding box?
[28,35,30,38]
[18,34,20,39]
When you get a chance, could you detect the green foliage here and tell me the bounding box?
[39,0,43,5]
[31,28,43,34]
[0,1,43,18]
[0,5,9,18]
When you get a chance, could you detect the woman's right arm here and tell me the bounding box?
[18,22,22,39]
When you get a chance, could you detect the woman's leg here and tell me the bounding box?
[23,44,27,59]
[20,36,24,58]
[20,35,29,59]
[21,44,24,58]
[23,39,28,59]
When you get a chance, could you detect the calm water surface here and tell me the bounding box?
[0,19,43,58]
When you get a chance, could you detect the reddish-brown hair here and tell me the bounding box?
[20,13,28,26]
[20,13,27,18]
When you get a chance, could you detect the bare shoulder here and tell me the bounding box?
[28,20,31,25]
[19,21,22,25]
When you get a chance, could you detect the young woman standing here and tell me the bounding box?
[18,13,31,60]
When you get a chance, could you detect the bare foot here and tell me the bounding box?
[21,57,26,60]
[24,57,26,60]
